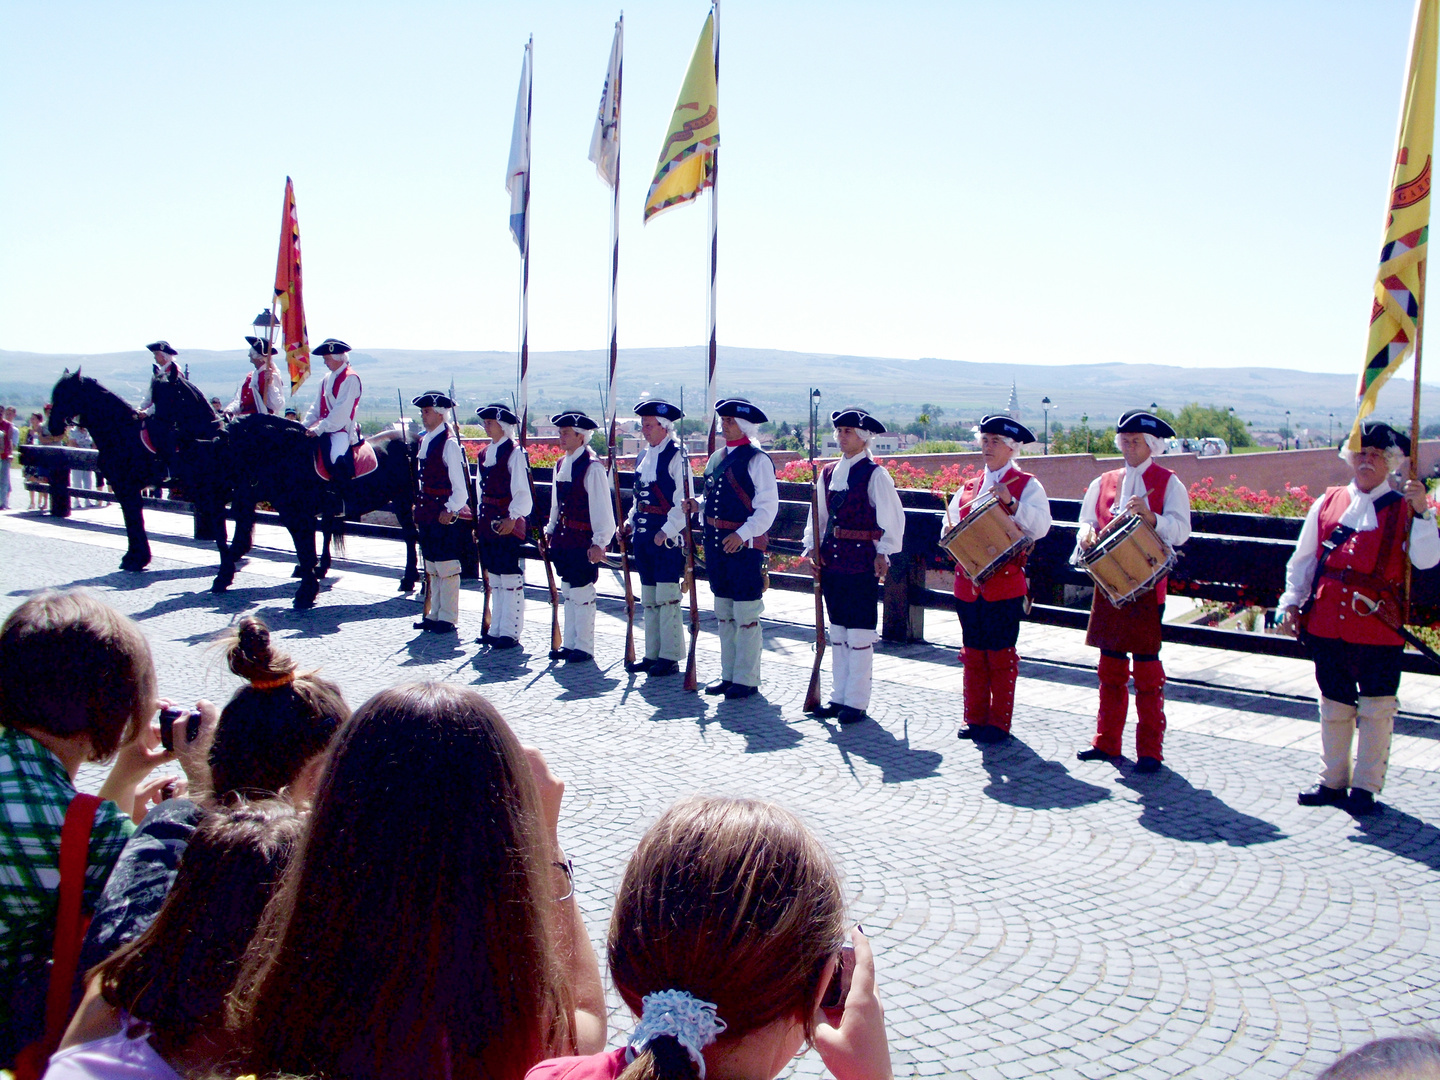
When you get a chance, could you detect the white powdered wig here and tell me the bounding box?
[1340,444,1405,474]
[730,416,761,441]
[1114,432,1168,460]
[837,423,875,445]
[973,427,1018,451]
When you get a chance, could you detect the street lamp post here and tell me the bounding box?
[809,388,822,459]
[1081,414,1089,454]
[1042,396,1053,454]
[1285,410,1291,451]
[1329,412,1334,447]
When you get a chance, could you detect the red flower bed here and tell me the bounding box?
[1188,475,1314,517]
[776,457,978,497]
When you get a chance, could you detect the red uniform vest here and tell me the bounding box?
[414,428,454,526]
[819,458,884,575]
[952,467,1035,603]
[1094,463,1175,603]
[317,366,361,426]
[237,368,268,415]
[552,451,595,551]
[480,439,517,530]
[1304,486,1410,647]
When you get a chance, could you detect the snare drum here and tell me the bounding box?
[938,491,1033,585]
[1078,514,1176,607]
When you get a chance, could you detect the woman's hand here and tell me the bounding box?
[175,700,220,797]
[813,927,893,1080]
[523,745,565,845]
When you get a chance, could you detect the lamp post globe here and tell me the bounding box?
[1041,396,1053,455]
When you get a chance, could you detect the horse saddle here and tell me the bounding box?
[315,440,379,481]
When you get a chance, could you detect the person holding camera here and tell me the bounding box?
[76,615,349,976]
[525,796,893,1080]
[0,591,174,1070]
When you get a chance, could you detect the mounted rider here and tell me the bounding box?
[136,340,183,461]
[304,339,362,518]
[227,336,286,417]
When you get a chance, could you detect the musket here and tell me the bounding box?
[447,398,486,636]
[803,390,826,714]
[606,407,637,668]
[681,440,702,692]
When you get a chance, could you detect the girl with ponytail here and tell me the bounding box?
[527,796,894,1080]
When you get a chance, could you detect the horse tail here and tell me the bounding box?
[328,514,347,557]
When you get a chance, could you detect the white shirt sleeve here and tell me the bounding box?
[663,449,688,540]
[736,453,780,544]
[1152,471,1192,548]
[508,444,533,519]
[442,436,469,516]
[303,392,321,426]
[1071,476,1104,564]
[1410,511,1440,570]
[585,457,617,548]
[261,365,286,415]
[801,470,827,555]
[1277,497,1325,611]
[225,378,247,416]
[871,465,906,556]
[1012,477,1053,541]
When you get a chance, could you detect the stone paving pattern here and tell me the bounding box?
[3,508,1439,1079]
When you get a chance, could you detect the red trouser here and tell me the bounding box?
[962,647,990,727]
[1093,654,1166,760]
[962,647,1020,732]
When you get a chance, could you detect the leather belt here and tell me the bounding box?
[831,527,884,541]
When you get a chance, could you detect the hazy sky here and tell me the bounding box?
[0,0,1425,379]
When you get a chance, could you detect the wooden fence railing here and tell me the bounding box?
[20,444,1439,674]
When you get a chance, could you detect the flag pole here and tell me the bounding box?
[705,0,720,455]
[518,36,533,447]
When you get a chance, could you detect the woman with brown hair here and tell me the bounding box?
[229,681,606,1080]
[47,799,304,1079]
[527,796,894,1080]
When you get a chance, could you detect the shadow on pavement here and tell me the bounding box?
[823,716,942,783]
[1118,769,1286,847]
[252,595,418,637]
[1349,804,1440,872]
[975,737,1111,809]
[549,660,620,701]
[467,645,536,685]
[633,674,710,725]
[712,694,804,754]
[27,564,218,595]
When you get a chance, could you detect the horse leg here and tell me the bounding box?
[291,518,321,609]
[318,521,333,578]
[118,491,151,571]
[212,498,244,592]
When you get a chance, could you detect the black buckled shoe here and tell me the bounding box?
[836,705,867,724]
[1344,788,1381,815]
[809,701,843,719]
[487,636,520,650]
[704,680,732,696]
[549,648,570,661]
[1076,747,1119,763]
[413,619,435,631]
[564,650,594,664]
[428,621,456,634]
[1134,756,1162,774]
[971,725,1009,745]
[1297,784,1347,807]
[647,659,680,677]
[626,657,653,674]
[723,683,757,700]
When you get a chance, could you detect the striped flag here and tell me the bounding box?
[273,177,311,394]
[643,11,719,223]
[1352,0,1437,450]
[506,40,533,252]
[589,17,623,190]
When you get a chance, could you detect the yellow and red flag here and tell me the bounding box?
[1353,0,1437,449]
[273,176,311,394]
[643,11,718,223]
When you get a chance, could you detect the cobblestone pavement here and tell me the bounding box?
[4,509,1440,1079]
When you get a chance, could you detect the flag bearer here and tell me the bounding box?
[625,400,690,677]
[947,415,1052,743]
[411,391,470,634]
[227,337,286,417]
[800,408,906,723]
[545,411,615,663]
[1278,420,1439,815]
[698,398,778,699]
[475,403,533,650]
[1073,410,1190,774]
[303,339,362,518]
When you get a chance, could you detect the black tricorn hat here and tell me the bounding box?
[551,410,599,431]
[412,391,456,410]
[477,403,519,425]
[635,399,684,421]
[145,340,177,356]
[313,338,352,356]
[830,408,885,435]
[244,336,277,356]
[977,414,1036,443]
[1116,409,1176,438]
[1359,418,1412,456]
[715,397,768,423]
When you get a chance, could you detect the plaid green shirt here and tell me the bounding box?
[1,726,134,984]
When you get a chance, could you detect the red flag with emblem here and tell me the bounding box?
[273,177,311,394]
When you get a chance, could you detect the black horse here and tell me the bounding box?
[212,414,420,608]
[47,369,167,571]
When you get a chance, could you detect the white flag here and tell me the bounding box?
[588,17,623,188]
[506,39,532,251]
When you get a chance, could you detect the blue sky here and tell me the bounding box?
[0,1,1424,378]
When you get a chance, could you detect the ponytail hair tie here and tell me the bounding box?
[249,672,295,691]
[625,989,727,1079]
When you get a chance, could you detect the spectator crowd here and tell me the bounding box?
[1,589,1436,1080]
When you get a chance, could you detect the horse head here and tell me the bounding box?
[48,367,84,435]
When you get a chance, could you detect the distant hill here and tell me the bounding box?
[2,345,1434,432]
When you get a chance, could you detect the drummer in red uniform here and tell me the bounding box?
[1278,419,1439,814]
[947,415,1053,743]
[226,336,286,417]
[1073,409,1191,773]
